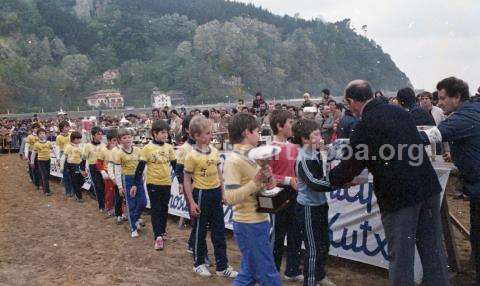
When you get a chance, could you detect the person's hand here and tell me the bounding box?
[443,152,452,162]
[189,201,201,218]
[119,187,125,196]
[178,184,184,195]
[254,169,268,186]
[289,177,298,191]
[130,186,137,197]
[221,187,226,204]
[264,177,277,190]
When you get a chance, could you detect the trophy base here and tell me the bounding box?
[256,188,293,213]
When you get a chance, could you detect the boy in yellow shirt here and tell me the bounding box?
[223,113,282,286]
[97,129,118,217]
[134,120,176,250]
[56,121,73,197]
[62,131,86,202]
[26,123,40,188]
[113,128,146,238]
[31,128,53,195]
[184,115,237,278]
[83,126,106,211]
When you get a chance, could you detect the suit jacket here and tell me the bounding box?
[329,97,441,213]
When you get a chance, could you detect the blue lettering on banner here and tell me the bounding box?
[329,183,374,213]
[169,194,189,212]
[328,212,388,260]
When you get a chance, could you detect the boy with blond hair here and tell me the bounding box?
[184,115,237,279]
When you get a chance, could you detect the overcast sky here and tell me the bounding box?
[239,0,480,93]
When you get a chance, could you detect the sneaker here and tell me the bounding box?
[76,197,84,203]
[318,276,336,286]
[131,230,139,238]
[116,216,123,224]
[284,274,304,282]
[193,264,212,277]
[154,236,164,251]
[135,221,142,231]
[205,256,212,267]
[45,192,52,196]
[216,266,238,279]
[138,218,146,226]
[186,245,194,254]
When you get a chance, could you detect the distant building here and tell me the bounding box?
[151,88,186,108]
[167,90,186,106]
[87,89,124,109]
[102,69,120,84]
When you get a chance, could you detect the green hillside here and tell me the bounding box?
[0,0,411,112]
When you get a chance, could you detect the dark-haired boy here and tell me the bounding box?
[224,113,281,285]
[56,121,73,196]
[97,129,118,216]
[31,128,53,195]
[134,120,177,250]
[83,126,106,211]
[269,109,302,282]
[292,119,335,286]
[62,131,86,202]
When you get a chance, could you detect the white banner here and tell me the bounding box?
[49,144,451,280]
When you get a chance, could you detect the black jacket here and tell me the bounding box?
[409,105,435,126]
[337,110,359,139]
[329,97,441,213]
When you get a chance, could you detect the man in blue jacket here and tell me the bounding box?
[329,80,449,286]
[421,77,480,284]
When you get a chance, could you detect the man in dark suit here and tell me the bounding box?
[329,80,449,286]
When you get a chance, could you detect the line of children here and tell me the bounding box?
[113,128,147,238]
[183,115,238,278]
[83,126,106,211]
[135,120,177,250]
[31,128,53,196]
[21,117,337,285]
[292,119,335,286]
[223,113,282,285]
[269,110,303,282]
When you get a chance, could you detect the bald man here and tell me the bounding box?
[329,80,449,286]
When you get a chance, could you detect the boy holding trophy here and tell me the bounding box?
[224,113,282,286]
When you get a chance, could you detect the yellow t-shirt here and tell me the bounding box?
[184,146,221,190]
[64,143,83,164]
[83,142,105,165]
[27,134,38,152]
[140,141,176,186]
[223,144,268,223]
[56,133,70,153]
[33,141,53,161]
[177,140,194,165]
[114,147,141,176]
